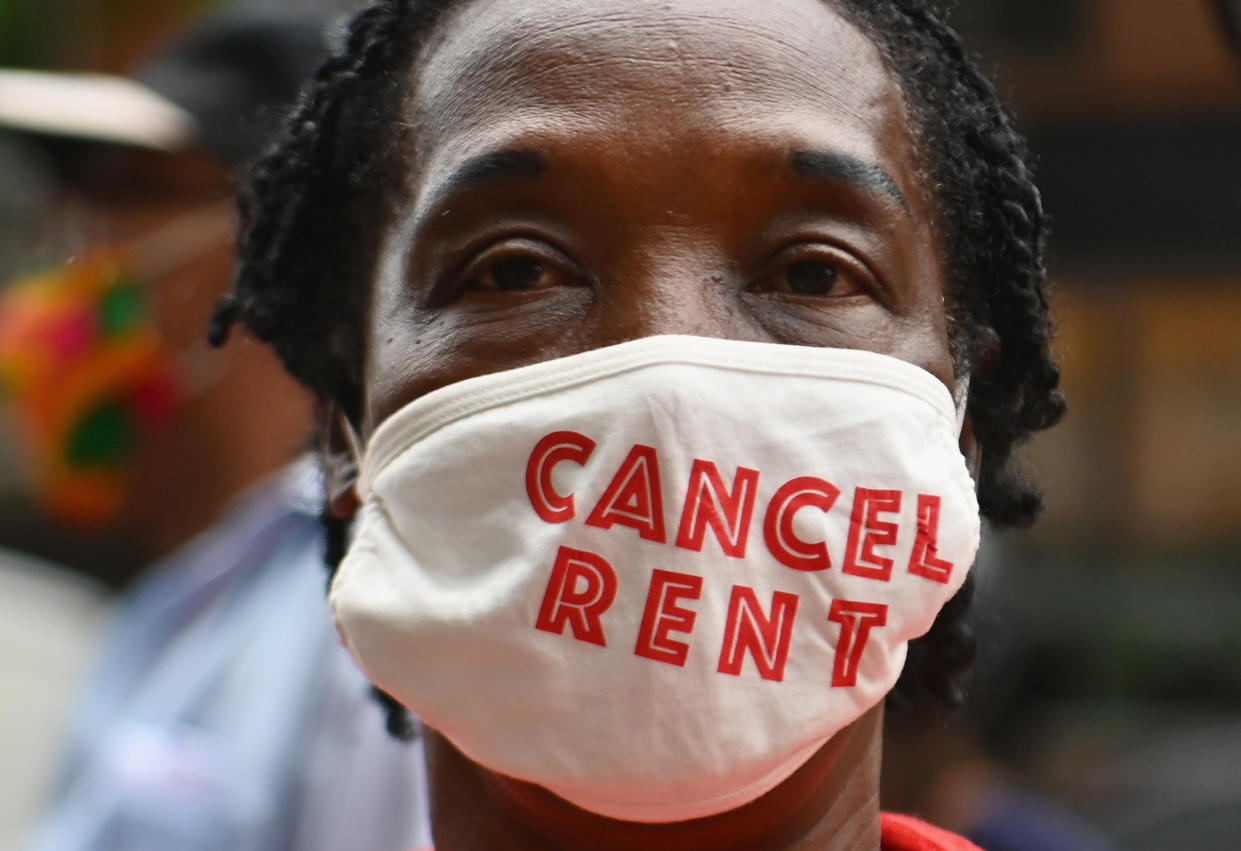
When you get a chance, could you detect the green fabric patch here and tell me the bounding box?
[65,400,135,467]
[98,281,145,338]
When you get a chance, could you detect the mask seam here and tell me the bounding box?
[361,337,956,495]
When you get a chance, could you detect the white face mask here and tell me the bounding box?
[331,335,979,824]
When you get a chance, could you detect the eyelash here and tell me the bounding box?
[444,238,878,302]
[752,243,879,301]
[438,237,584,302]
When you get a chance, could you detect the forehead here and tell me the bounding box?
[410,0,918,192]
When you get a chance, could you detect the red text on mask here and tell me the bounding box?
[535,547,881,685]
[527,430,961,685]
[525,430,957,584]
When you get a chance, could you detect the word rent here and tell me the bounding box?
[525,430,957,686]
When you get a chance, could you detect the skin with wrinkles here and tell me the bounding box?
[357,0,963,847]
[364,0,954,433]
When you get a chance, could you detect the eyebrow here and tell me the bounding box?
[792,149,908,211]
[424,147,907,214]
[431,149,546,202]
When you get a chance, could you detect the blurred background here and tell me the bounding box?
[884,2,1241,849]
[0,0,1237,849]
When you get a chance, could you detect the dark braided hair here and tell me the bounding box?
[210,0,1065,736]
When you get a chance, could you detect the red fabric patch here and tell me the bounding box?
[881,812,984,851]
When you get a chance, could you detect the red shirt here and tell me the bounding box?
[411,813,981,850]
[881,812,983,851]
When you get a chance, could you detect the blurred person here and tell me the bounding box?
[210,0,1071,848]
[0,5,323,561]
[0,7,431,850]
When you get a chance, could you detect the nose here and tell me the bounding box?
[583,259,764,348]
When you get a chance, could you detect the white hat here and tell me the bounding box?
[0,8,335,162]
[0,70,196,151]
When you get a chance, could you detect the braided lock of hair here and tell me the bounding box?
[858,0,1065,520]
[212,0,1065,737]
[211,1,442,423]
[836,0,1064,712]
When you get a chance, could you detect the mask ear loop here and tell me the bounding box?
[952,375,971,437]
[331,410,368,505]
[339,411,366,466]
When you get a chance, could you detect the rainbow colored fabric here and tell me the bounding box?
[0,252,178,527]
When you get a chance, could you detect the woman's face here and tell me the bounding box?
[361,0,952,435]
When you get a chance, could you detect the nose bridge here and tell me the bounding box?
[589,247,752,346]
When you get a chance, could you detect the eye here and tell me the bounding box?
[784,259,840,296]
[488,256,547,291]
[457,238,581,295]
[755,244,874,300]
